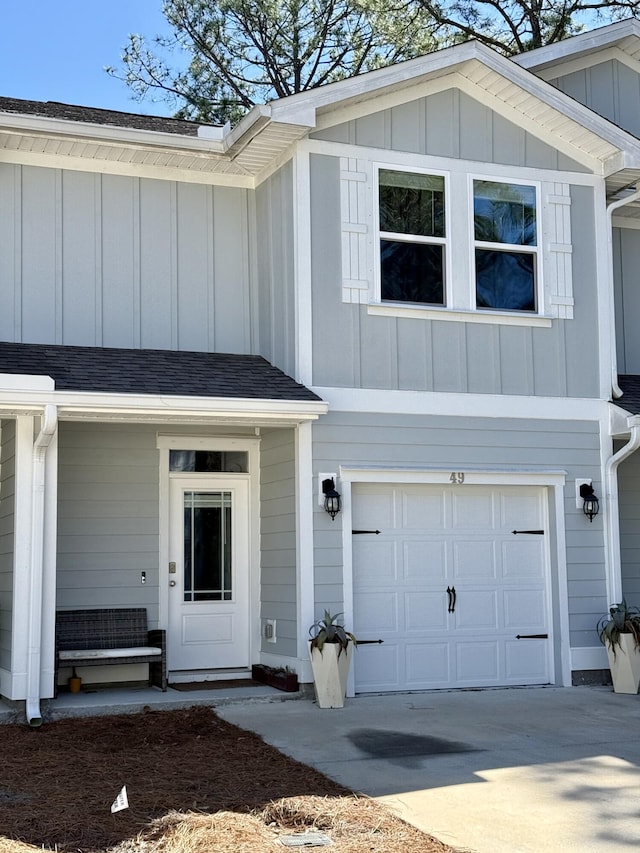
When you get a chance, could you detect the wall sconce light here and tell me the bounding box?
[322,477,341,520]
[579,482,599,522]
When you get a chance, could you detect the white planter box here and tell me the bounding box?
[309,642,352,708]
[606,633,640,694]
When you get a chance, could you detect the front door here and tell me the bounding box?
[168,476,249,672]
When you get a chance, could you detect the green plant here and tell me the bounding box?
[597,600,640,658]
[309,610,356,656]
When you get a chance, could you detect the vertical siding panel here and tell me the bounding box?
[397,319,431,390]
[492,114,526,166]
[532,325,567,397]
[360,314,396,389]
[214,185,251,354]
[101,175,137,348]
[425,90,459,158]
[0,165,18,342]
[619,228,640,374]
[390,101,423,153]
[21,166,57,342]
[499,325,534,395]
[354,112,386,148]
[612,228,625,373]
[139,179,173,349]
[588,62,616,125]
[61,170,97,345]
[459,92,492,162]
[176,182,210,352]
[432,321,465,391]
[616,62,640,137]
[524,133,559,169]
[466,324,500,394]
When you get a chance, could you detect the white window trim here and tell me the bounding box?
[468,173,543,316]
[340,153,573,327]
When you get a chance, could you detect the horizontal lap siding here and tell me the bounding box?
[260,428,297,655]
[0,164,253,354]
[312,412,605,649]
[0,421,16,670]
[56,423,161,624]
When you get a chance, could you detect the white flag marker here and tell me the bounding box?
[111,785,129,813]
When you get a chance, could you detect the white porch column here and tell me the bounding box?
[295,420,314,682]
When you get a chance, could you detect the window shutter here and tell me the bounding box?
[340,158,372,304]
[543,182,573,320]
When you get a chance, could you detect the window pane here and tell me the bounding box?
[183,491,232,602]
[381,240,445,305]
[379,170,445,237]
[170,450,248,473]
[475,249,536,312]
[474,181,536,246]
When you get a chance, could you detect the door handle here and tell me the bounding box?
[446,586,452,612]
[169,580,177,587]
[451,586,457,613]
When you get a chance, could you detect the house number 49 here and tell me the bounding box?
[450,472,465,484]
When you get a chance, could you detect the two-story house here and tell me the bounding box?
[3,20,640,723]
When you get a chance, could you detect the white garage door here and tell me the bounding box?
[352,483,552,693]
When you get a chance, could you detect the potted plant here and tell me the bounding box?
[597,600,640,693]
[308,611,356,708]
[251,664,299,692]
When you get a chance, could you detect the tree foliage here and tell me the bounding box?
[107,0,438,124]
[411,0,640,56]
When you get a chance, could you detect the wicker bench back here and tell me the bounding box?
[56,608,149,651]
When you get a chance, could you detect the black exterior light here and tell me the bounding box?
[580,482,599,522]
[322,477,342,520]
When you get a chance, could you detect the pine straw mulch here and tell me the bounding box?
[0,705,460,853]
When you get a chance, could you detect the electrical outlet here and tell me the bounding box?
[265,619,277,643]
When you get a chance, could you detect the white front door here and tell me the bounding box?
[168,476,249,672]
[352,483,552,692]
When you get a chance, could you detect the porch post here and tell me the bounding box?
[295,420,314,682]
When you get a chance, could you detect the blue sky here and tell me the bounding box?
[1,1,176,115]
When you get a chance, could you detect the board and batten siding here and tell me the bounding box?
[612,225,640,374]
[255,161,297,378]
[0,164,253,354]
[310,152,599,397]
[56,423,162,623]
[311,89,587,172]
[547,59,640,140]
[0,420,16,671]
[259,427,297,657]
[312,412,606,651]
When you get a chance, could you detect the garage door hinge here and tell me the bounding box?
[352,529,381,535]
[511,529,544,535]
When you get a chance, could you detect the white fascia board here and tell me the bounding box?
[0,111,226,153]
[312,386,607,421]
[515,19,640,72]
[0,389,328,422]
[610,402,640,436]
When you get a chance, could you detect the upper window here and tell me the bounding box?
[378,169,446,306]
[473,181,538,313]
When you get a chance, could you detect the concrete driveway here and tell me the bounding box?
[219,686,640,853]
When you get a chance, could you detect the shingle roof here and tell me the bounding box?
[615,375,640,413]
[0,342,321,402]
[0,96,215,136]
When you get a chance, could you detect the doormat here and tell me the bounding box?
[170,679,260,692]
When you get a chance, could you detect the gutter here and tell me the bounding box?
[604,414,640,605]
[26,405,57,727]
[606,186,640,399]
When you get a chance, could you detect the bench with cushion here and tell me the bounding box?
[55,607,167,694]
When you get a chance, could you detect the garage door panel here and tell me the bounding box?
[456,641,499,681]
[402,491,446,529]
[352,490,396,529]
[352,483,551,693]
[452,491,495,529]
[405,590,447,631]
[505,639,548,681]
[500,492,542,530]
[503,588,547,629]
[353,592,398,634]
[454,540,497,580]
[455,589,498,630]
[406,641,449,685]
[404,539,446,581]
[353,539,397,583]
[502,540,545,579]
[354,643,401,691]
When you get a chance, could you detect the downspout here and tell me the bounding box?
[606,187,640,399]
[26,405,57,727]
[605,414,640,605]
